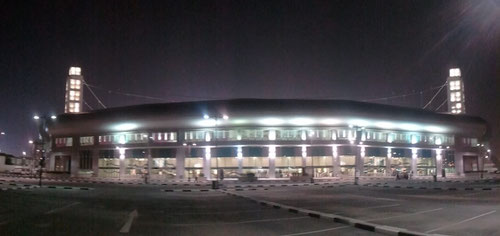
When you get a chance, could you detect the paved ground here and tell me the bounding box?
[234,178,500,236]
[0,177,381,236]
[0,175,499,235]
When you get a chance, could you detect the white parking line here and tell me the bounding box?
[45,202,81,215]
[171,216,308,226]
[425,210,497,233]
[280,226,350,236]
[171,209,268,215]
[119,209,138,233]
[365,208,443,221]
[373,197,402,202]
[363,204,400,209]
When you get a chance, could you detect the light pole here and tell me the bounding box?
[33,114,56,186]
[28,140,35,176]
[0,131,5,153]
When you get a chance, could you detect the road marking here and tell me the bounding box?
[425,210,497,233]
[365,208,443,221]
[170,209,268,215]
[280,226,350,236]
[45,202,81,215]
[373,197,402,202]
[120,209,138,233]
[171,216,308,226]
[363,204,400,209]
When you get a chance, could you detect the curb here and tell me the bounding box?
[221,190,436,236]
[162,189,216,192]
[44,186,93,190]
[1,185,39,191]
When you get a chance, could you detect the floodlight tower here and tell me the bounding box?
[64,67,84,113]
[446,68,466,114]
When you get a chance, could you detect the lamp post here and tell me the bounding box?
[33,114,56,186]
[0,131,5,153]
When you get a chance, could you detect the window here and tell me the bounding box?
[151,132,177,142]
[55,137,73,147]
[70,79,81,89]
[80,136,94,146]
[449,80,461,91]
[79,150,93,170]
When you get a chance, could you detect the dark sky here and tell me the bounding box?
[1,0,499,157]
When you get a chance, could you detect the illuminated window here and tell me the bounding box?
[456,103,462,109]
[268,130,276,141]
[55,137,73,147]
[449,68,461,77]
[69,67,81,75]
[80,136,94,146]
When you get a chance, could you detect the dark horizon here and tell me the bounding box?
[0,0,499,157]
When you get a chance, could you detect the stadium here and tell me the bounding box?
[44,98,490,180]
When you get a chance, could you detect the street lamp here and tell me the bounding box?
[33,114,54,186]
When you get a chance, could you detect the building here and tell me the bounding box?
[64,67,84,114]
[45,99,492,179]
[0,152,31,173]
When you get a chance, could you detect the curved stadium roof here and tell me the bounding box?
[47,99,488,137]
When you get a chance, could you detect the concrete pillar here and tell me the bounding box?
[434,149,443,177]
[48,153,56,172]
[301,146,308,175]
[92,149,99,177]
[237,146,244,174]
[146,149,152,176]
[70,151,80,177]
[478,155,484,172]
[355,146,364,176]
[175,147,186,180]
[411,148,418,176]
[203,147,211,179]
[386,148,392,176]
[117,149,125,179]
[454,151,464,176]
[332,146,340,177]
[268,146,276,178]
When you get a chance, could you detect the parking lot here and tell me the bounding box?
[0,176,498,235]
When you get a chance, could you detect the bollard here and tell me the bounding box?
[211,180,219,189]
[354,177,359,185]
[433,174,437,182]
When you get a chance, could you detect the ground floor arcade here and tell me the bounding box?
[47,145,484,180]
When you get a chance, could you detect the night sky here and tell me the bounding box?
[1,0,499,159]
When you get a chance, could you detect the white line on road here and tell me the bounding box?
[280,226,350,236]
[363,204,401,209]
[425,210,497,233]
[365,208,443,222]
[45,202,81,215]
[373,197,402,202]
[171,216,308,226]
[171,209,268,215]
[120,209,138,233]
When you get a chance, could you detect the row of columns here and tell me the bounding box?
[71,146,451,179]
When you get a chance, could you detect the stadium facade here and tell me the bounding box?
[44,99,490,180]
